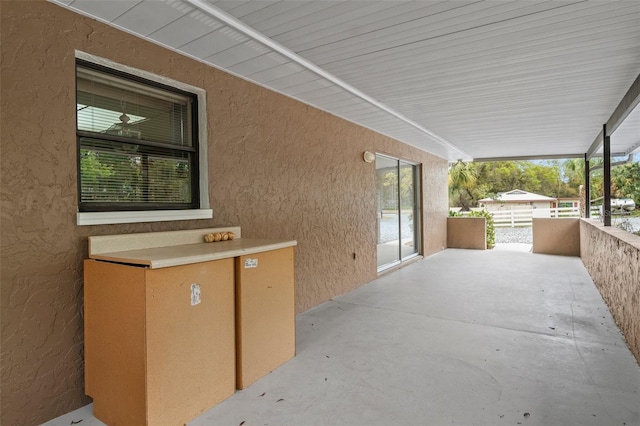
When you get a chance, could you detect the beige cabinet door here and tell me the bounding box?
[235,247,295,389]
[145,259,236,425]
[84,258,236,426]
[84,260,147,426]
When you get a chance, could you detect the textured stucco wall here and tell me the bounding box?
[580,219,640,365]
[447,217,486,250]
[0,2,448,424]
[532,218,580,256]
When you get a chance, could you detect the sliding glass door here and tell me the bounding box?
[376,154,420,271]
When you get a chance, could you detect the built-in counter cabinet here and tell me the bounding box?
[84,258,235,425]
[84,228,297,426]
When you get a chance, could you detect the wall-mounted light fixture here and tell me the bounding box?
[363,151,375,163]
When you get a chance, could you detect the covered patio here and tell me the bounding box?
[2,2,639,424]
[47,247,640,426]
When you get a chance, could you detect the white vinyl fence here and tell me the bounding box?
[490,207,582,228]
[452,206,602,228]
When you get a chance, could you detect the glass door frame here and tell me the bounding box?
[375,153,422,273]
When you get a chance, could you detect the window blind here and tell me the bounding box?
[76,61,198,211]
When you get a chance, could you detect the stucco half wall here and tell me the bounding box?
[0,1,448,424]
[532,218,580,256]
[447,217,486,250]
[580,220,640,365]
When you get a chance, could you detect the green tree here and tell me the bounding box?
[80,150,114,201]
[477,160,568,197]
[477,161,523,193]
[449,159,586,209]
[448,161,478,210]
[399,164,415,210]
[531,160,568,197]
[562,159,585,197]
[574,157,604,204]
[377,169,398,211]
[612,162,640,205]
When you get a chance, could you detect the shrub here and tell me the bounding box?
[468,210,496,249]
[448,209,495,249]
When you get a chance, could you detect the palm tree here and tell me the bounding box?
[448,161,477,210]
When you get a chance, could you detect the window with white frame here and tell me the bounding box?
[76,59,200,213]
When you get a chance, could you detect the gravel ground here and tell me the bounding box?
[495,227,533,244]
[611,216,640,233]
[378,213,414,243]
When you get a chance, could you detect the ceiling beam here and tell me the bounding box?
[586,129,603,160]
[607,73,640,136]
[587,73,640,160]
[472,153,585,163]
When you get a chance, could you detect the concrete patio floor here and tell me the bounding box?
[45,248,640,426]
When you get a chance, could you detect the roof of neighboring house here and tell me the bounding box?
[479,189,557,203]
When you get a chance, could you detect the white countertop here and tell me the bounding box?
[89,238,297,269]
[87,227,296,268]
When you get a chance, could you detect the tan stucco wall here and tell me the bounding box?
[447,217,486,250]
[580,219,640,365]
[532,218,580,256]
[0,2,448,424]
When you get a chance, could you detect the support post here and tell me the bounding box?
[584,153,590,218]
[603,124,611,226]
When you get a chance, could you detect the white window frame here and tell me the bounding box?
[75,51,211,226]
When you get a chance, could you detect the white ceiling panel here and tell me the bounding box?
[111,1,192,36]
[333,17,639,82]
[284,78,336,97]
[265,1,399,46]
[274,1,478,51]
[297,87,352,103]
[245,61,306,84]
[264,72,320,93]
[209,1,280,19]
[52,0,640,161]
[294,2,534,64]
[231,1,338,32]
[227,51,290,77]
[150,10,221,48]
[64,0,140,22]
[179,27,244,58]
[313,96,373,112]
[262,1,387,40]
[205,39,269,68]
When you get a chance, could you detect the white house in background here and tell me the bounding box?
[479,189,557,212]
[556,198,581,210]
